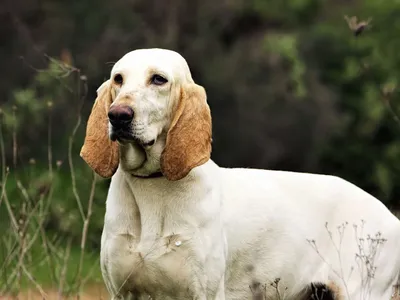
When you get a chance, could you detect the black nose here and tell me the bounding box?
[108,105,134,128]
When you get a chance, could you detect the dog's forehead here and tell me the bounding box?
[112,49,190,78]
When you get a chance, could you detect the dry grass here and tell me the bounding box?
[0,284,108,300]
[0,55,101,299]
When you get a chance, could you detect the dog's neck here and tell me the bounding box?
[118,134,167,178]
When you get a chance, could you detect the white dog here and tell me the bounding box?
[80,48,400,300]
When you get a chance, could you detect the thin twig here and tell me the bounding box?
[58,237,73,300]
[19,55,77,94]
[12,106,17,168]
[16,200,27,294]
[48,102,53,179]
[384,99,400,127]
[21,263,47,298]
[0,169,9,211]
[0,109,6,182]
[0,231,16,293]
[2,195,48,289]
[3,191,19,233]
[68,70,86,222]
[80,256,101,288]
[76,172,97,298]
[40,182,58,285]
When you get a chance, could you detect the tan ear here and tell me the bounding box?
[160,84,212,181]
[80,80,119,178]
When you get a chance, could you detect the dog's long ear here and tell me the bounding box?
[80,80,119,178]
[160,84,212,181]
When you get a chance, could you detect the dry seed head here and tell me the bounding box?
[382,82,397,98]
[56,160,63,168]
[344,15,372,36]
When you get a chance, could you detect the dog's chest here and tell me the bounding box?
[102,197,208,298]
[103,226,201,297]
[102,171,222,298]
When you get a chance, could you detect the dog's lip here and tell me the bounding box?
[110,129,134,142]
[110,130,155,147]
[142,139,155,147]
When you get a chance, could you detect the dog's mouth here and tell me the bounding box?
[109,129,132,142]
[109,129,155,147]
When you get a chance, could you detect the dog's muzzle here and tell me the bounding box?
[108,105,134,141]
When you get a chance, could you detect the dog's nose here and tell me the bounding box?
[108,105,134,128]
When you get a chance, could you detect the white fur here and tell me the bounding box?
[98,49,400,300]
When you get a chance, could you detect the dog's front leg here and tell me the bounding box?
[199,236,227,300]
[185,259,226,300]
[214,276,226,300]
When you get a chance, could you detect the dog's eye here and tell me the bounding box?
[151,74,168,85]
[114,74,123,85]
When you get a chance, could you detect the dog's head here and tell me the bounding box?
[80,48,212,181]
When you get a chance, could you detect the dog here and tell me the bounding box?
[80,48,400,300]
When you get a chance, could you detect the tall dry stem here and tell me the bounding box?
[68,70,86,222]
[0,108,6,181]
[48,101,53,179]
[76,172,97,298]
[12,105,17,168]
[58,237,73,300]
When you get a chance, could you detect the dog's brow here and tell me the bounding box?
[146,67,166,76]
[145,67,168,84]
